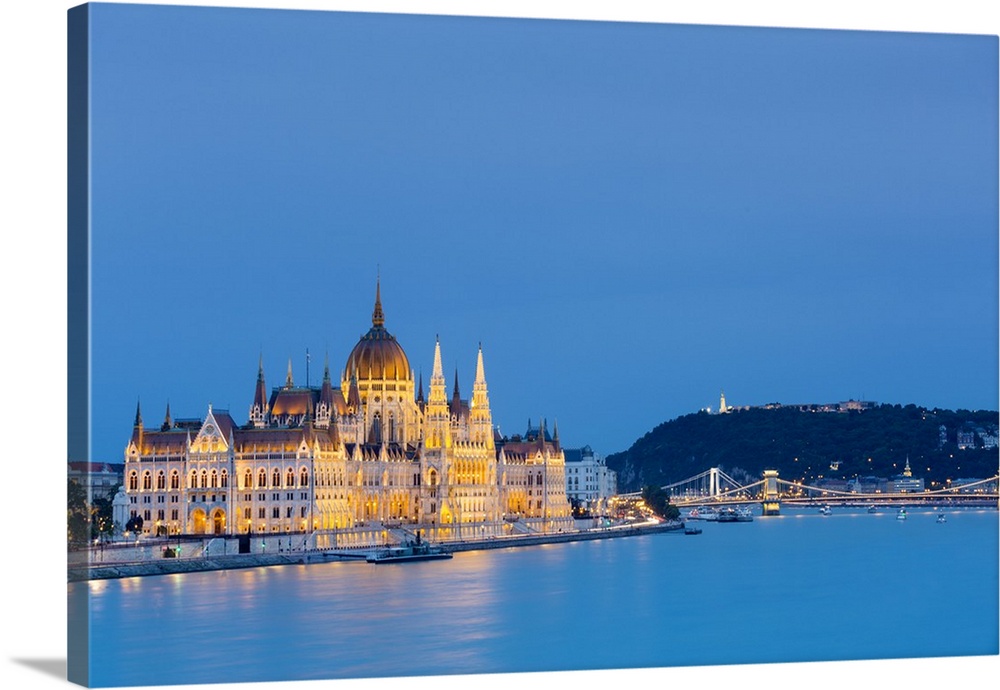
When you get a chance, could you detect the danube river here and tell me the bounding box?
[76,506,998,687]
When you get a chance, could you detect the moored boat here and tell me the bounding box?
[684,525,703,535]
[366,542,452,563]
[716,506,754,523]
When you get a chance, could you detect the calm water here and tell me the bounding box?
[77,507,999,687]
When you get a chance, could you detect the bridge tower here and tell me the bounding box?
[762,469,781,516]
[709,467,720,497]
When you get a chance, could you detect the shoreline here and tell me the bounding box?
[68,521,683,582]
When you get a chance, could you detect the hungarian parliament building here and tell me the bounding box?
[120,284,573,546]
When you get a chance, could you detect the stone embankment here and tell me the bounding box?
[68,520,682,582]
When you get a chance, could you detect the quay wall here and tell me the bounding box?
[68,521,682,582]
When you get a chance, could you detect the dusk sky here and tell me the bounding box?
[84,3,998,465]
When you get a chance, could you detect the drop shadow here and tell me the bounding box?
[11,657,67,681]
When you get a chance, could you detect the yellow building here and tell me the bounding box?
[122,283,572,546]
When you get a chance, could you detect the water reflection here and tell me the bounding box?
[77,511,998,686]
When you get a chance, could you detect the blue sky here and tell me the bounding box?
[85,3,997,464]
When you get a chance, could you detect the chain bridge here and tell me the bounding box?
[623,468,1000,515]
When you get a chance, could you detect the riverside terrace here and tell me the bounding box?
[68,517,682,582]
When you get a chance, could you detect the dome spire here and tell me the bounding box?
[372,275,385,328]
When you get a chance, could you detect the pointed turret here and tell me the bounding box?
[347,367,361,411]
[132,398,144,449]
[250,354,269,428]
[470,343,493,446]
[161,402,173,432]
[372,276,385,328]
[428,336,447,405]
[424,337,451,449]
[416,371,425,405]
[450,368,462,417]
[285,358,294,388]
[320,355,334,402]
[315,354,335,429]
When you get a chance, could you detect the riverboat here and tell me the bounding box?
[896,508,907,521]
[366,543,452,563]
[937,513,947,524]
[867,505,877,514]
[716,507,754,523]
[819,505,832,516]
[683,526,703,535]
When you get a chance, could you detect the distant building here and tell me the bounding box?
[890,457,925,493]
[68,462,124,501]
[957,426,977,450]
[848,476,888,494]
[938,425,948,449]
[976,426,998,449]
[950,478,999,494]
[749,400,877,413]
[812,478,850,496]
[564,445,617,514]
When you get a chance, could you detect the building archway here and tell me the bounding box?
[190,508,207,535]
[211,509,226,535]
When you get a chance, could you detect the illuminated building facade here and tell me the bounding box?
[122,284,572,545]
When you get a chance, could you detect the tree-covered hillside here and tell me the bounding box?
[606,404,998,493]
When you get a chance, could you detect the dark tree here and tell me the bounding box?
[67,479,90,547]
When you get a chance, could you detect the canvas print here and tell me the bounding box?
[66,2,999,688]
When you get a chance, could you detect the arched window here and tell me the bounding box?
[170,471,179,490]
[200,470,208,489]
[156,471,165,490]
[142,472,152,490]
[189,472,197,489]
[258,469,267,488]
[300,468,309,487]
[220,470,228,488]
[128,472,138,491]
[272,469,281,488]
[286,469,295,488]
[210,470,218,488]
[243,470,252,489]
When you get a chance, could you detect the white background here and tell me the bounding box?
[1,2,997,690]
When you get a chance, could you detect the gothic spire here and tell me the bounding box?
[134,399,142,427]
[285,358,294,388]
[372,276,385,328]
[474,342,486,385]
[251,355,269,427]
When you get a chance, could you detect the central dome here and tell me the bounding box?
[343,282,411,383]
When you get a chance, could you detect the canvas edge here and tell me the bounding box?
[67,2,91,687]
